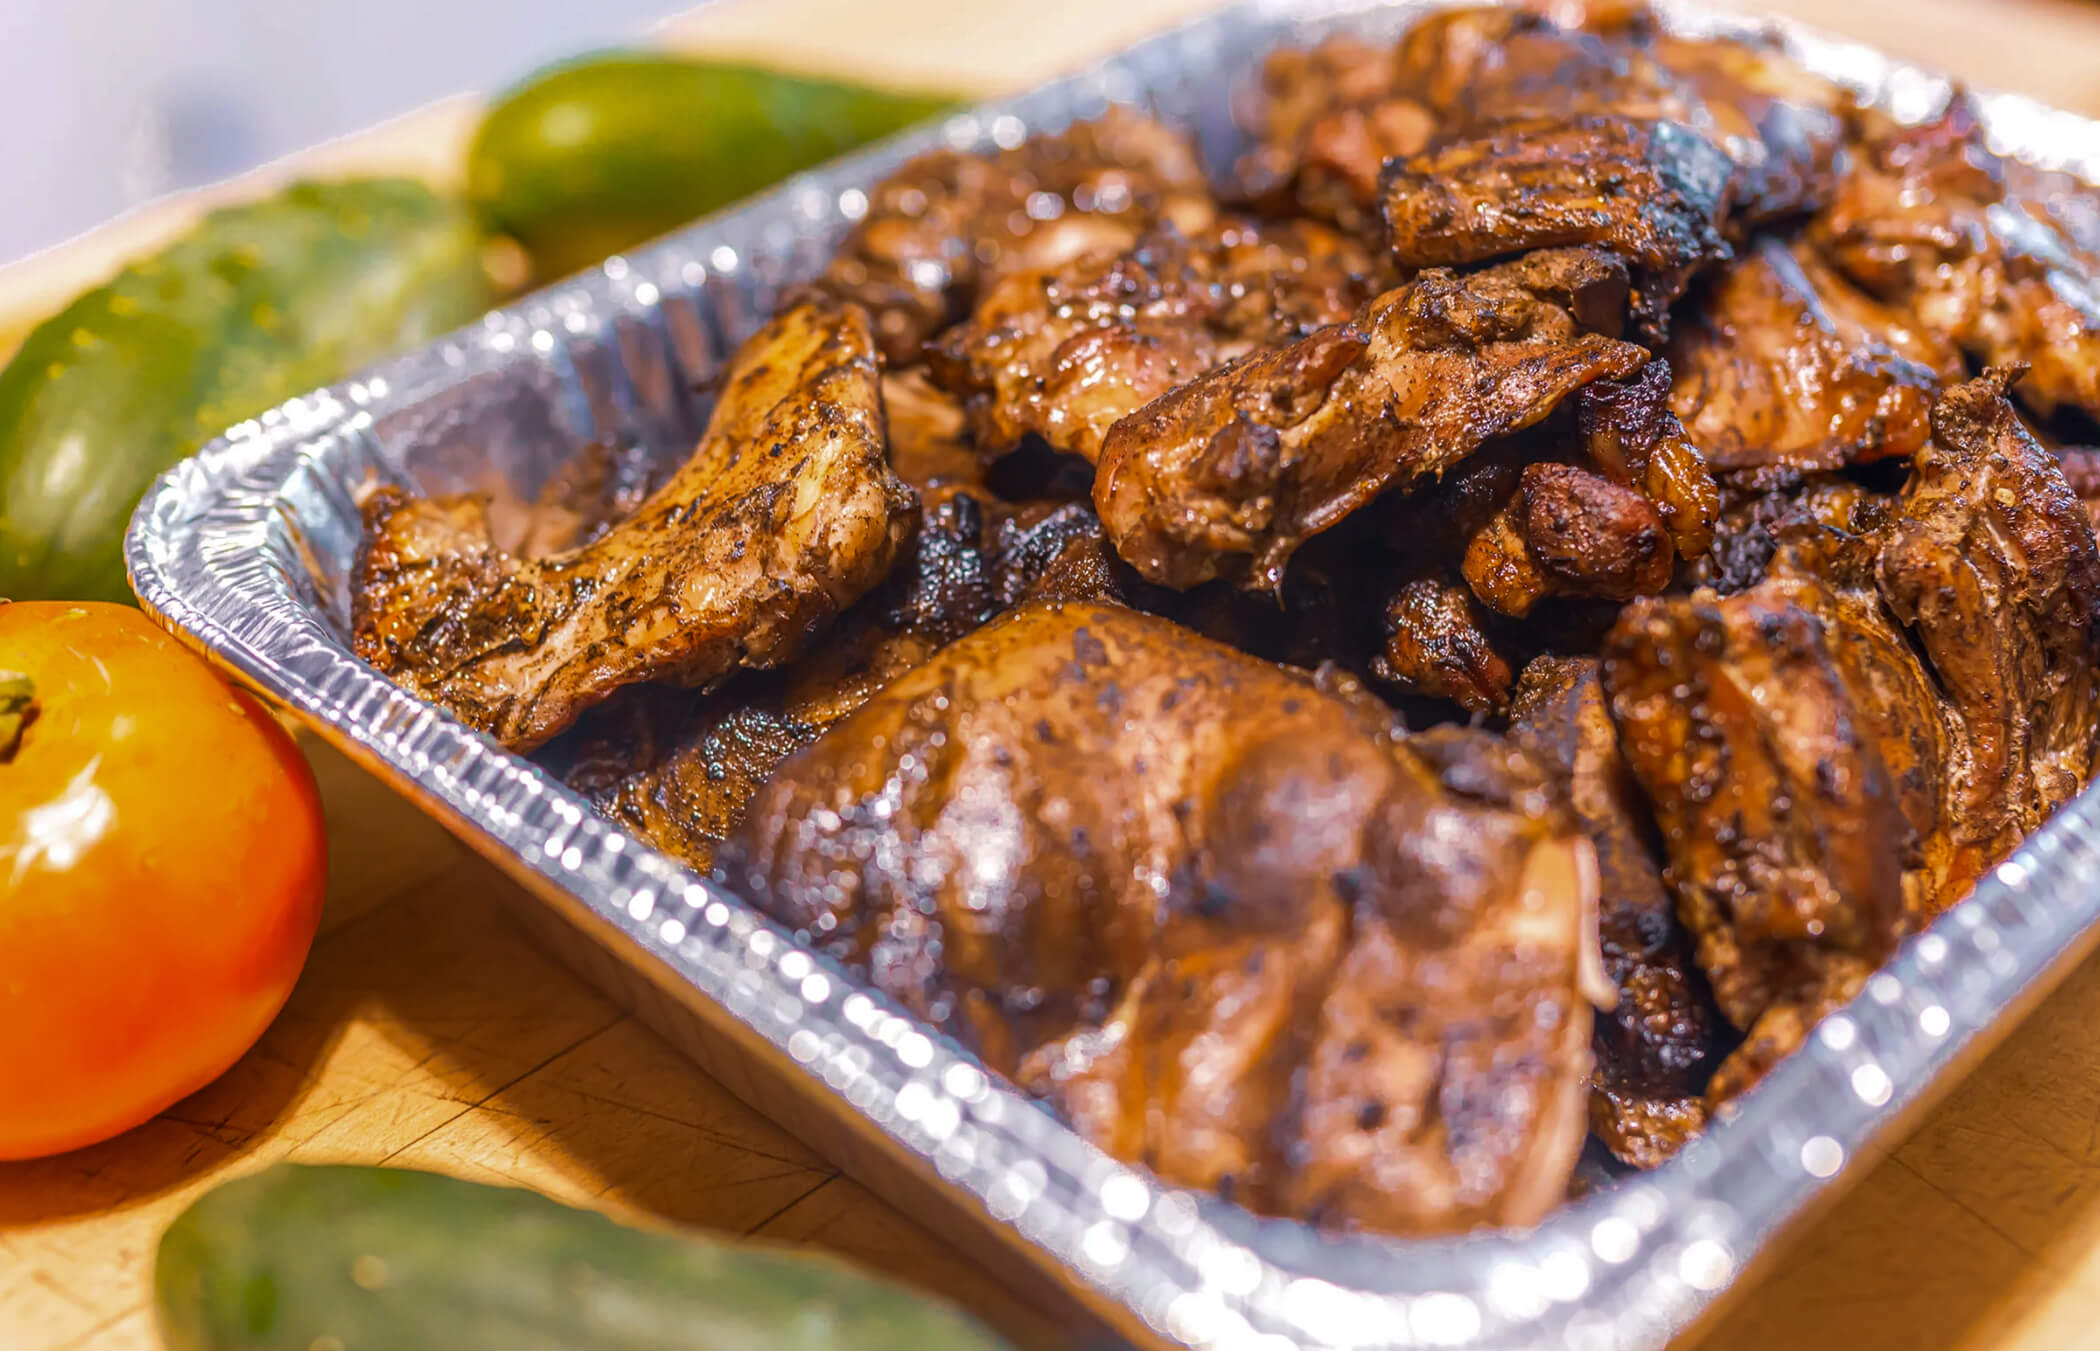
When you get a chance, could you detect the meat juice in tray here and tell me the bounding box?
[127,1,2100,1347]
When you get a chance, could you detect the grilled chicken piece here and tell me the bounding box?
[725,601,1602,1235]
[1095,248,1649,591]
[1645,31,1847,225]
[1668,236,1956,472]
[1761,505,1960,919]
[1463,462,1675,617]
[1236,35,1439,236]
[1374,577,1518,715]
[1812,96,2100,421]
[549,495,1121,870]
[1879,368,2100,893]
[802,108,1216,365]
[1381,113,1733,338]
[925,219,1384,463]
[1459,364,1717,618]
[1512,657,1715,1168]
[1604,583,1914,1105]
[352,301,916,751]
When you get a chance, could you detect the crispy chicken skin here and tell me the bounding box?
[1812,96,2100,421]
[1603,583,1914,1105]
[352,301,916,750]
[724,601,1602,1235]
[926,218,1384,463]
[1095,248,1648,591]
[1381,114,1733,338]
[1512,657,1715,1168]
[802,108,1216,365]
[1668,236,1953,472]
[1879,368,2100,891]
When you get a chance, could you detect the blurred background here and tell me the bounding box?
[0,0,688,263]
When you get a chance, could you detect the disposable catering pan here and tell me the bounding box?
[124,2,2100,1346]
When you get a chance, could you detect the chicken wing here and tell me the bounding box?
[352,300,916,750]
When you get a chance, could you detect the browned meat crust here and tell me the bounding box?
[801,108,1216,365]
[1382,114,1734,337]
[725,601,1602,1236]
[1813,96,2100,421]
[1668,236,1955,472]
[351,301,916,751]
[925,218,1386,463]
[1095,248,1648,591]
[1879,368,2100,893]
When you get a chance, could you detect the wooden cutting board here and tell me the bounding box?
[11,1,2100,1348]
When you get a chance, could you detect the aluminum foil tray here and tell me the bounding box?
[125,3,2100,1346]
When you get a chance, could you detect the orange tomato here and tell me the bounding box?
[0,601,326,1160]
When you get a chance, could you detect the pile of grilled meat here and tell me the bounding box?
[349,2,2100,1238]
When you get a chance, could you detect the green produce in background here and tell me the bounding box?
[155,1163,1017,1351]
[0,180,494,605]
[469,54,957,281]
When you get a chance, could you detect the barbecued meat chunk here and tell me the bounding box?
[925,218,1385,463]
[803,108,1215,365]
[1760,503,1961,919]
[1463,462,1676,617]
[1645,30,1847,225]
[1687,468,1880,595]
[1668,236,1955,472]
[1458,364,1717,619]
[1382,114,1733,338]
[1512,656,1715,1168]
[1603,583,1915,1104]
[1374,577,1518,715]
[1879,368,2100,894]
[1236,35,1438,236]
[1812,96,2100,421]
[548,496,1124,870]
[1095,248,1648,591]
[725,601,1602,1236]
[352,300,916,751]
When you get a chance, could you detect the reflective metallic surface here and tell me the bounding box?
[125,3,2100,1346]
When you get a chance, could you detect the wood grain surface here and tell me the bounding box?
[10,0,2100,1348]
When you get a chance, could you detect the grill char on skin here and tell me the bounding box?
[800,107,1217,366]
[724,602,1604,1236]
[925,218,1387,465]
[350,301,916,752]
[1094,247,1649,592]
[1382,114,1735,339]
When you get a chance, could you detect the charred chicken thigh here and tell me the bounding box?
[352,300,915,751]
